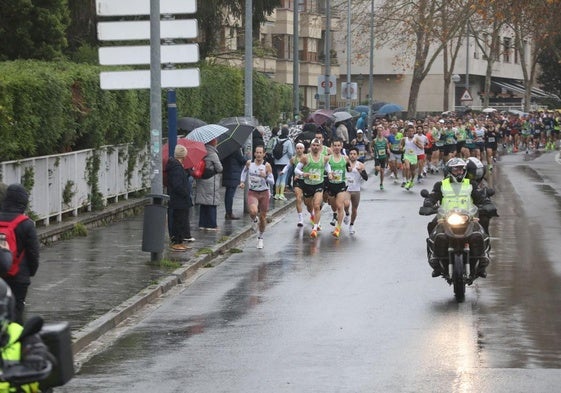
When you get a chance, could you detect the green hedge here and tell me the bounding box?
[0,60,292,161]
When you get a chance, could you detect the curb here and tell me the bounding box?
[71,198,297,355]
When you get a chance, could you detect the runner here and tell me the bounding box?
[280,142,307,226]
[399,124,424,190]
[414,124,428,183]
[372,129,390,190]
[294,138,332,238]
[239,146,275,249]
[387,125,404,184]
[325,138,350,238]
[345,147,368,235]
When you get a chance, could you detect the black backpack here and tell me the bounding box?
[273,139,286,160]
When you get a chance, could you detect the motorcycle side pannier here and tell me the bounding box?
[39,322,75,389]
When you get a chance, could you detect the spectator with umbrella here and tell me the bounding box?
[221,148,246,220]
[273,126,295,201]
[195,139,223,230]
[165,145,193,252]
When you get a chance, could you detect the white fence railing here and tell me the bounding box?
[0,144,151,226]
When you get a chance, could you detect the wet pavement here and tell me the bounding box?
[26,190,296,353]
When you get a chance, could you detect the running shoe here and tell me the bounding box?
[297,218,304,227]
[349,225,355,235]
[374,169,379,176]
[343,214,350,225]
[273,194,279,200]
[330,215,337,226]
[332,227,341,238]
[401,181,406,188]
[257,238,264,249]
[278,195,287,201]
[184,237,196,242]
[380,184,384,190]
[310,229,318,238]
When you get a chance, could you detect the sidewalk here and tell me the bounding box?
[27,191,296,355]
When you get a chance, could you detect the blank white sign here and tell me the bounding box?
[98,20,198,41]
[100,68,200,90]
[99,44,199,65]
[96,0,196,16]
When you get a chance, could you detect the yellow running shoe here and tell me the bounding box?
[332,227,340,238]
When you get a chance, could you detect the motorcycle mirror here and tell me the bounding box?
[19,316,44,342]
[486,188,495,197]
[420,189,429,198]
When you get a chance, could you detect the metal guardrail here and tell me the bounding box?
[0,144,151,226]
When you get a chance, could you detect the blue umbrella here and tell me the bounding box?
[354,101,388,113]
[186,124,229,144]
[376,103,403,115]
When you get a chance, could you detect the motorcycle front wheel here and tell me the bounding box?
[452,254,466,302]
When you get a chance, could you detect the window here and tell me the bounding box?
[503,37,511,63]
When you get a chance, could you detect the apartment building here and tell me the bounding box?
[213,0,552,115]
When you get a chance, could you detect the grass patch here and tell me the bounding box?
[195,247,213,257]
[203,263,213,268]
[229,248,243,253]
[218,235,230,242]
[60,223,88,240]
[160,258,181,270]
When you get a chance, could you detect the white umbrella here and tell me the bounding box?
[333,111,353,122]
[482,108,497,113]
[185,124,229,143]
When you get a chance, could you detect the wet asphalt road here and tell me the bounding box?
[60,152,561,392]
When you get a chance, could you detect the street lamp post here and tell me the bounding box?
[357,73,364,103]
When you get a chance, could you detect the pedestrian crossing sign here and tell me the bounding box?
[460,89,473,101]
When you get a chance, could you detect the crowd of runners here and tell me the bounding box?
[242,109,560,247]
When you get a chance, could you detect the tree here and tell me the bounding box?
[197,0,281,60]
[373,0,471,118]
[537,35,561,99]
[0,0,70,61]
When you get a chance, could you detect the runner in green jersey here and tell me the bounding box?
[326,138,350,238]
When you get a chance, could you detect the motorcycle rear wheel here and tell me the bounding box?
[452,254,466,302]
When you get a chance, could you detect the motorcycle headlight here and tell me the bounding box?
[446,213,469,226]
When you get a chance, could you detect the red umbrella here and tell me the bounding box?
[163,138,207,170]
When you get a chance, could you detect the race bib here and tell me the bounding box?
[488,137,495,142]
[332,170,343,182]
[378,149,386,156]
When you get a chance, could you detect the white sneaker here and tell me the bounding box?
[349,225,355,235]
[343,214,350,225]
[257,238,264,249]
[251,219,258,232]
[297,218,304,227]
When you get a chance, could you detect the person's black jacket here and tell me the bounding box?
[221,149,246,188]
[165,157,193,210]
[0,184,39,284]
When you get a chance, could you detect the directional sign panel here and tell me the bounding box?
[100,69,200,90]
[96,0,196,16]
[99,44,199,66]
[98,20,197,41]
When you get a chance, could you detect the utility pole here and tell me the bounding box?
[293,2,299,121]
[367,0,374,139]
[245,0,253,118]
[324,0,331,110]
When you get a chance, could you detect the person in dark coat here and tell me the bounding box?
[252,126,265,154]
[165,145,193,251]
[0,184,40,324]
[221,148,246,220]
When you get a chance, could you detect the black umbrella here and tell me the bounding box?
[294,130,316,150]
[216,117,257,159]
[177,117,207,133]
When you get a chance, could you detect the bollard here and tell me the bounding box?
[141,194,169,261]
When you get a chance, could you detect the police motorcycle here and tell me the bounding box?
[419,158,495,301]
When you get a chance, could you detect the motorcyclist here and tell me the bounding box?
[421,158,493,278]
[0,278,53,392]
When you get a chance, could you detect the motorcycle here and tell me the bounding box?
[419,189,491,301]
[0,316,74,393]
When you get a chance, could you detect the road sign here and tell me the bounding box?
[96,0,196,16]
[98,20,198,41]
[318,75,337,95]
[341,82,357,100]
[99,44,199,66]
[460,89,473,101]
[100,69,200,90]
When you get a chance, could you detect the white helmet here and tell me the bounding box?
[445,158,467,182]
